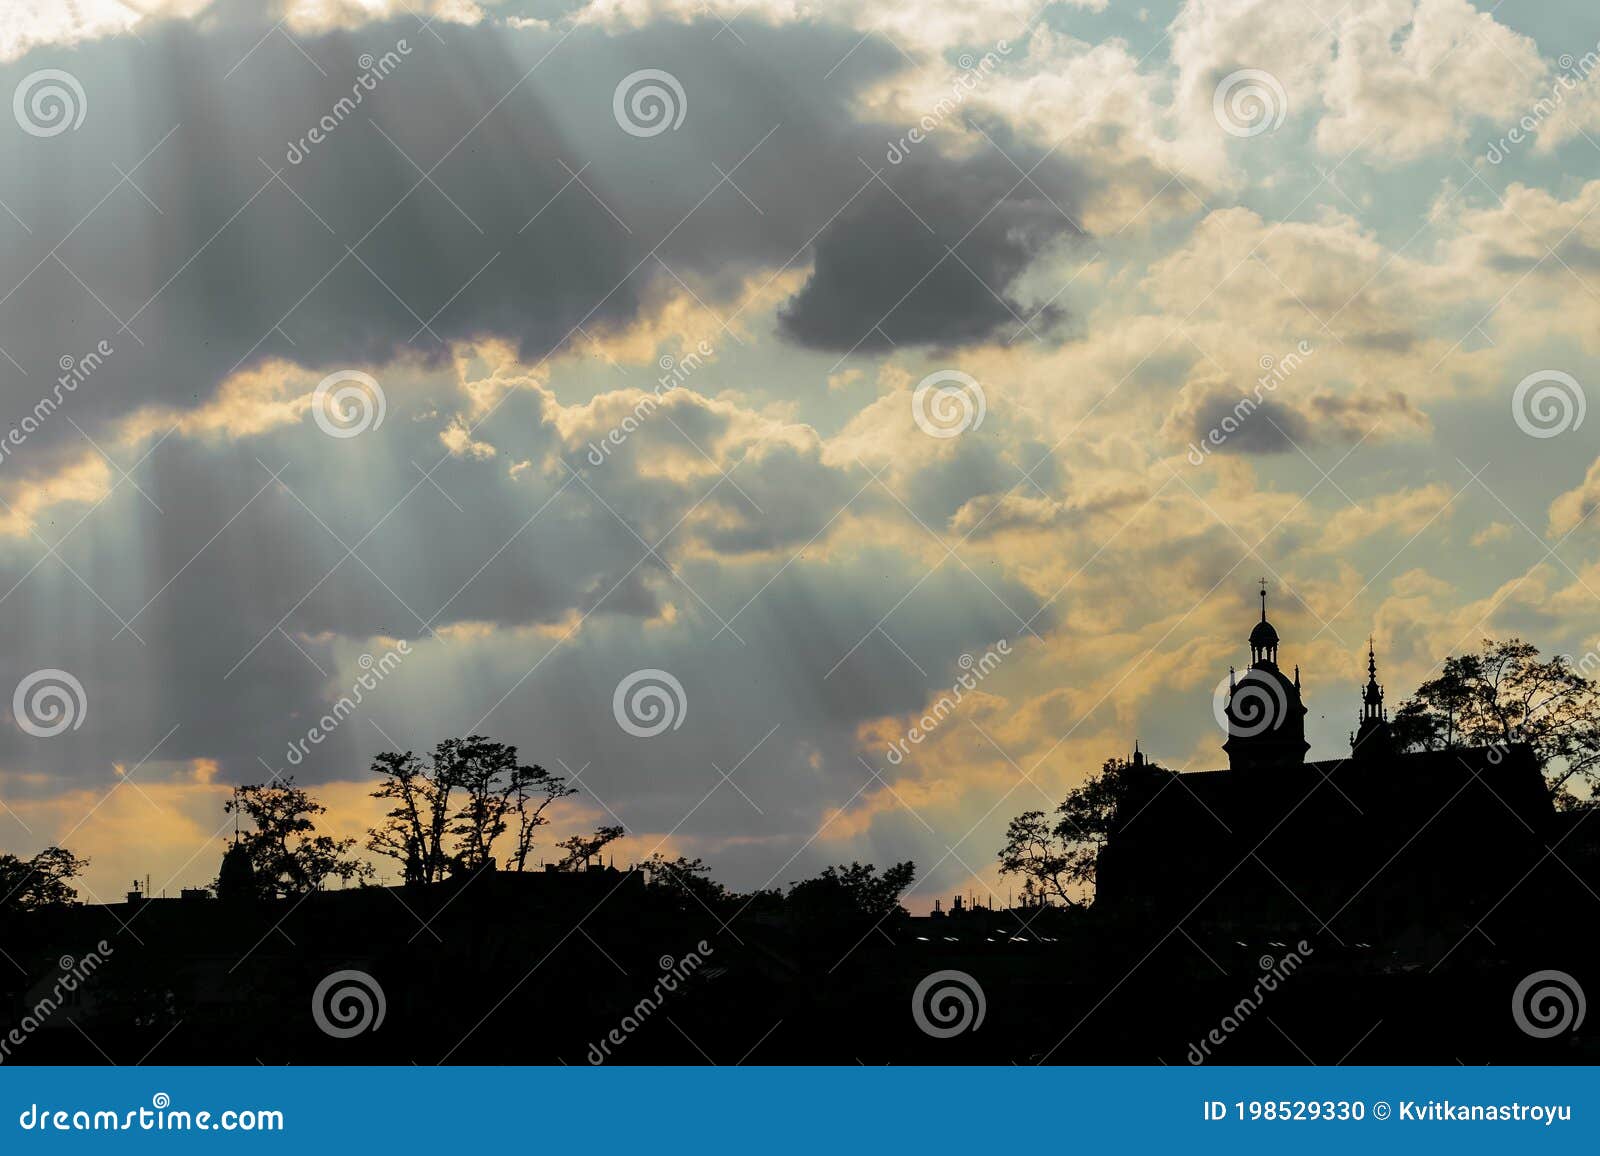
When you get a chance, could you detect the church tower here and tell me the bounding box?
[1350,637,1392,759]
[1222,582,1310,771]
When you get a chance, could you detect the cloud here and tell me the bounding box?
[0,13,1093,481]
[1170,0,1548,167]
[1,0,1599,913]
[1188,391,1312,454]
[776,163,1080,350]
[1548,456,1600,538]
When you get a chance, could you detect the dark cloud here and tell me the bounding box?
[0,10,1070,897]
[1190,391,1310,454]
[1186,385,1427,457]
[1308,389,1429,438]
[776,163,1079,350]
[0,13,1085,479]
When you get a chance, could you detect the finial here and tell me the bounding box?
[1258,577,1268,621]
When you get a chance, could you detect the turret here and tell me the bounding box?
[1223,582,1309,771]
[1351,637,1392,759]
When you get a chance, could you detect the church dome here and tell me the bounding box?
[1249,618,1279,649]
[1222,582,1309,770]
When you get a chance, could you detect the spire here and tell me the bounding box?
[1225,578,1310,770]
[1352,635,1391,758]
[1248,581,1280,668]
[1362,637,1385,718]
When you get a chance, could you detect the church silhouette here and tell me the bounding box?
[1096,587,1554,934]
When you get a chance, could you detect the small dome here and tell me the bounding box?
[1249,618,1279,648]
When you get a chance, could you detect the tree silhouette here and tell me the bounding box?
[368,737,575,883]
[0,846,87,911]
[225,779,371,898]
[1392,638,1600,799]
[998,757,1133,906]
[555,824,624,870]
[786,860,915,925]
[645,853,728,908]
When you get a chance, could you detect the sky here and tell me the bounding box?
[0,0,1599,909]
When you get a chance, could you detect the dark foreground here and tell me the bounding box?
[2,867,1595,1065]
